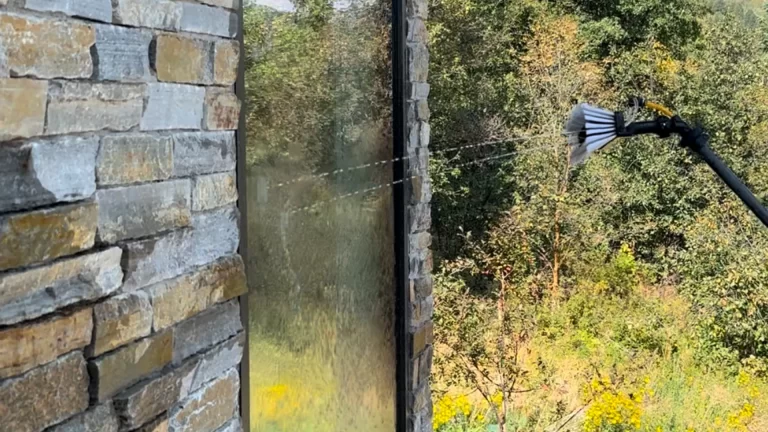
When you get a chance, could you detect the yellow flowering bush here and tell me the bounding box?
[721,371,758,432]
[433,394,472,430]
[652,41,679,84]
[432,392,503,430]
[581,375,647,432]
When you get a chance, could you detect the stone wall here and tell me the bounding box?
[406,0,433,428]
[0,1,244,431]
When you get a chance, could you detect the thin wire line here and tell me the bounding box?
[272,133,566,189]
[431,134,565,157]
[288,175,418,215]
[285,141,564,214]
[446,143,560,169]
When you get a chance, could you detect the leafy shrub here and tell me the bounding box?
[581,375,646,432]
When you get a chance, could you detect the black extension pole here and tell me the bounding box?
[680,124,768,228]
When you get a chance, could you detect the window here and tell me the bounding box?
[241,0,402,429]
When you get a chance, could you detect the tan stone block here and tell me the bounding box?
[136,415,169,432]
[90,331,174,401]
[155,34,212,84]
[89,292,153,357]
[168,368,239,432]
[0,13,94,79]
[0,78,46,141]
[213,40,239,85]
[205,88,240,131]
[0,352,89,432]
[97,134,174,186]
[192,171,238,211]
[411,321,433,355]
[409,231,432,251]
[0,308,92,379]
[149,256,246,331]
[0,201,98,272]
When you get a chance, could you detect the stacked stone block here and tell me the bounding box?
[405,0,434,429]
[0,1,244,431]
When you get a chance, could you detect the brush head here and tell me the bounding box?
[564,103,618,166]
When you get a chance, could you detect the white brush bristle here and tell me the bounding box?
[564,103,617,166]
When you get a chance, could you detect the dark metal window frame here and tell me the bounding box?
[234,0,410,428]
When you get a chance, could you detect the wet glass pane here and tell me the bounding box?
[242,0,396,430]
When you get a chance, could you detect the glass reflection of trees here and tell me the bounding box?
[244,0,396,430]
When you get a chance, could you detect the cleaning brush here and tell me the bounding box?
[561,97,768,227]
[564,103,618,166]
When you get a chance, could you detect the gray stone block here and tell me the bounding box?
[47,402,119,432]
[0,37,8,78]
[167,368,239,432]
[0,247,123,325]
[141,83,205,131]
[114,0,182,31]
[94,25,152,81]
[96,179,192,243]
[409,202,431,233]
[25,0,112,23]
[47,81,144,135]
[420,121,431,147]
[407,18,427,43]
[172,300,241,364]
[407,0,428,19]
[408,82,430,100]
[188,333,244,391]
[408,43,429,82]
[199,0,237,9]
[122,206,239,291]
[180,2,237,38]
[173,132,236,177]
[0,136,98,213]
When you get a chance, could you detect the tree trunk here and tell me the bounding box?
[552,215,561,298]
[551,143,571,300]
[498,278,507,432]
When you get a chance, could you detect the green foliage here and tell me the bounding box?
[551,0,706,58]
[429,0,768,428]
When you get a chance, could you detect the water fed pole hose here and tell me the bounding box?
[564,97,768,228]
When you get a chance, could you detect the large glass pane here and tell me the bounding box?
[242,0,396,430]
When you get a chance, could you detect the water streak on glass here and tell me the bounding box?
[243,0,396,429]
